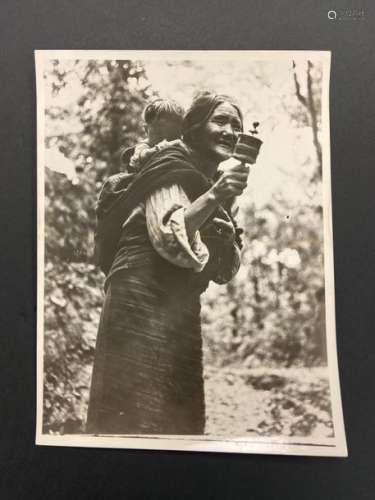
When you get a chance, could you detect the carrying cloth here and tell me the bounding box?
[95,144,211,274]
[95,142,212,275]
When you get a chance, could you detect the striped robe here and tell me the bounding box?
[86,183,241,435]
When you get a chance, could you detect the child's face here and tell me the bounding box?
[149,116,183,143]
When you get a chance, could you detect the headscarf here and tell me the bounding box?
[182,91,243,147]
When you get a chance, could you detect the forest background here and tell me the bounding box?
[42,57,333,439]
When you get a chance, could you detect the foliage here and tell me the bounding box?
[202,200,326,369]
[42,59,330,434]
[46,59,153,177]
[43,260,103,433]
[45,168,97,263]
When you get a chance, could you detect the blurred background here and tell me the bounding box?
[42,57,333,439]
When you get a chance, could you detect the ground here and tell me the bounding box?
[44,361,334,439]
[204,366,334,439]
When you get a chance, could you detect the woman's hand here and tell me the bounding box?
[211,158,249,202]
[211,217,235,243]
[184,159,248,239]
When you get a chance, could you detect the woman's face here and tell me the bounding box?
[195,102,242,163]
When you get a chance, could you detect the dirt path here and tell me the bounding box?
[205,367,268,436]
[204,365,333,438]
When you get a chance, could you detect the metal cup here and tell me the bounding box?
[233,132,263,164]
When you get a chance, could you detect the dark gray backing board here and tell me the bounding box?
[0,1,374,498]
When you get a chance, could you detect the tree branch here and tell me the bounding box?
[292,61,308,108]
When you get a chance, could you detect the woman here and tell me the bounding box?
[86,92,249,435]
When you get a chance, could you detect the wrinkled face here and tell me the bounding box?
[195,102,242,162]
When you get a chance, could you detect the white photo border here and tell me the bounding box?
[36,50,347,457]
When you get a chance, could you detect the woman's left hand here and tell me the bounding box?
[211,217,235,242]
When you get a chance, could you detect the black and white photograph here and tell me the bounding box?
[36,50,347,456]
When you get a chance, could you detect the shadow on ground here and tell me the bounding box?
[204,366,333,438]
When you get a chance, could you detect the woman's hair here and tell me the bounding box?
[182,91,243,147]
[143,98,185,125]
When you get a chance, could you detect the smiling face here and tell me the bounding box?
[194,102,243,163]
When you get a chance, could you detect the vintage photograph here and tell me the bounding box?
[36,50,347,456]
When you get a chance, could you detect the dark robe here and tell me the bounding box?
[86,142,242,435]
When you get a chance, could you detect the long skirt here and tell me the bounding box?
[86,262,206,435]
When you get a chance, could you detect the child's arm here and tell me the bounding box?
[129,142,152,170]
[130,139,182,171]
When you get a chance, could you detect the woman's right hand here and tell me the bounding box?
[211,158,249,202]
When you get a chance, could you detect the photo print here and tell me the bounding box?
[36,50,347,456]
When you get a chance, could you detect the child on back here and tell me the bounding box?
[124,98,185,172]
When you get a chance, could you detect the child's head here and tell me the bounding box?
[143,98,184,145]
